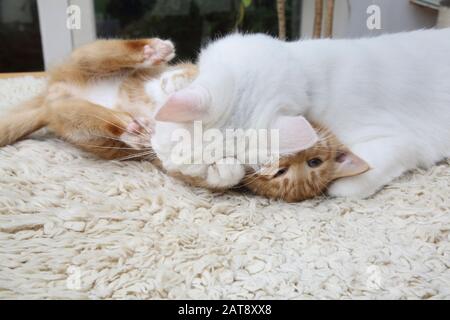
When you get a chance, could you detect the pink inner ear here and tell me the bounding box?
[154,85,210,123]
[272,115,319,154]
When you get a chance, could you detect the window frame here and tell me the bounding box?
[36,0,96,69]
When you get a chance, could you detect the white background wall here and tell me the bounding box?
[302,0,438,38]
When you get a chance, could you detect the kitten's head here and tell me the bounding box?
[242,125,370,202]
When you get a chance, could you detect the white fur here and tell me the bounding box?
[144,78,168,109]
[81,77,123,110]
[145,68,194,113]
[74,67,189,114]
[152,29,450,197]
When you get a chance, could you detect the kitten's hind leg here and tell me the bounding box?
[327,139,409,198]
[141,40,175,66]
[51,39,175,82]
[46,98,154,160]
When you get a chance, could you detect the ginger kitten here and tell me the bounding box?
[0,38,197,160]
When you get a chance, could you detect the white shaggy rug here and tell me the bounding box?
[0,76,449,300]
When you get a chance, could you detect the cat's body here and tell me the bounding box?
[0,38,197,160]
[152,29,450,198]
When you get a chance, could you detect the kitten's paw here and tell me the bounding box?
[160,69,192,94]
[141,39,175,66]
[120,117,154,149]
[206,158,246,189]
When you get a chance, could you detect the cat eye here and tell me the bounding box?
[273,168,288,178]
[307,158,323,168]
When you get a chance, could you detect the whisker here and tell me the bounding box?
[237,173,265,189]
[90,133,152,148]
[79,113,150,142]
[117,151,155,161]
[109,112,145,137]
[109,112,149,138]
[78,143,145,151]
[135,118,153,136]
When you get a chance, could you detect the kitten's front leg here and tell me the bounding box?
[160,65,198,95]
[327,139,408,198]
[205,158,246,189]
[120,117,155,150]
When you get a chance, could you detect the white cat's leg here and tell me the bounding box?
[328,139,409,198]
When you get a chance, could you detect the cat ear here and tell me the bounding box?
[333,150,370,179]
[154,85,210,122]
[271,116,319,154]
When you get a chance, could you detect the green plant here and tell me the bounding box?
[235,0,253,29]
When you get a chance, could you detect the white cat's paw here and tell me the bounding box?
[327,177,379,199]
[206,158,246,189]
[120,117,154,149]
[141,39,175,66]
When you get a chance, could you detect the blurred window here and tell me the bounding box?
[0,0,44,72]
[94,0,301,61]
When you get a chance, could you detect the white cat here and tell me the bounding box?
[151,29,450,198]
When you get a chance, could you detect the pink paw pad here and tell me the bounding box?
[121,118,155,149]
[126,121,143,135]
[143,45,155,60]
[142,39,175,65]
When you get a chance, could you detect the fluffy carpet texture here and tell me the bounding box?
[0,77,449,300]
